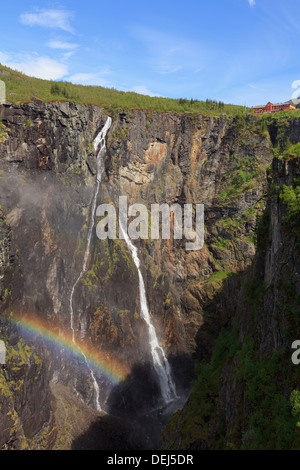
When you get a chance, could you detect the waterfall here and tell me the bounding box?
[69,116,112,412]
[119,223,178,404]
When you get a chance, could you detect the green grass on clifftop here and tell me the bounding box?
[0,63,249,116]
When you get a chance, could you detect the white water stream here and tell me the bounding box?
[69,116,112,412]
[69,115,176,409]
[119,223,178,404]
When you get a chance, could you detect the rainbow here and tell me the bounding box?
[9,313,128,384]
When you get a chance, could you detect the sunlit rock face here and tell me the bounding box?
[0,102,279,449]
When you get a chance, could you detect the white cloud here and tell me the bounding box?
[0,51,10,63]
[47,40,78,50]
[248,0,256,6]
[20,9,74,33]
[248,83,267,91]
[157,64,182,75]
[61,51,76,61]
[68,72,111,87]
[0,52,68,80]
[130,85,162,97]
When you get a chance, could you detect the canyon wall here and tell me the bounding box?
[161,156,300,450]
[0,102,298,448]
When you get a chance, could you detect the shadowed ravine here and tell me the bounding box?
[70,360,190,450]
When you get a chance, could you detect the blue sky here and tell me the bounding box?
[0,0,299,106]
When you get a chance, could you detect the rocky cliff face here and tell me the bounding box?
[0,102,107,448]
[161,156,300,450]
[0,101,297,449]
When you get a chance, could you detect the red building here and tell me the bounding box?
[253,101,296,114]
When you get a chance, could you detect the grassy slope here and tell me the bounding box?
[2,63,300,120]
[0,63,250,116]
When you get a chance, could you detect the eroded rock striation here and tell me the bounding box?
[0,101,298,449]
[161,157,300,450]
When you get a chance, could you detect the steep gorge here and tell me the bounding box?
[161,158,300,450]
[0,101,299,449]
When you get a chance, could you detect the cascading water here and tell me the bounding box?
[69,116,112,412]
[119,223,178,404]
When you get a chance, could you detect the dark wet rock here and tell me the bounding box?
[0,102,289,449]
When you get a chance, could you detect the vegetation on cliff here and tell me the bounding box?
[0,121,9,143]
[161,157,300,450]
[0,64,250,116]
